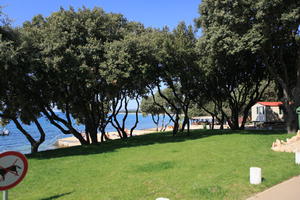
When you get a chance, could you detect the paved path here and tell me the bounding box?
[247,175,300,200]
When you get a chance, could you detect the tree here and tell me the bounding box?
[103,29,157,138]
[0,6,11,33]
[22,7,134,144]
[141,95,170,131]
[147,23,199,135]
[195,0,271,130]
[254,0,300,132]
[197,101,229,130]
[0,16,47,153]
[104,25,200,136]
[196,0,300,132]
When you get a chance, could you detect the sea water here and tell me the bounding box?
[0,113,168,154]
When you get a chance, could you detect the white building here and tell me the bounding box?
[251,102,284,123]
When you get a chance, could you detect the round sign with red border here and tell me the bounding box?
[0,151,28,191]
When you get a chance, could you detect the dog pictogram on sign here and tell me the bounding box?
[0,151,28,191]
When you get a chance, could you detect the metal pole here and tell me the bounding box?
[3,190,8,200]
[298,112,300,131]
[297,107,300,130]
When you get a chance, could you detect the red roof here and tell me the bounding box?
[257,102,283,106]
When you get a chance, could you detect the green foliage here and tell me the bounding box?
[195,0,276,129]
[254,0,300,132]
[260,81,280,102]
[0,13,48,152]
[141,89,177,131]
[140,96,164,117]
[142,23,200,134]
[188,103,207,117]
[196,0,300,132]
[153,22,199,94]
[20,7,151,144]
[103,31,157,96]
[0,6,12,32]
[1,0,297,151]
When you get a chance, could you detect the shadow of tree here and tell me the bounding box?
[39,192,73,200]
[27,129,286,160]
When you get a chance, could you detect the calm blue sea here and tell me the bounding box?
[0,113,165,154]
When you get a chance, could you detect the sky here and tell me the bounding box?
[1,0,201,30]
[1,0,201,109]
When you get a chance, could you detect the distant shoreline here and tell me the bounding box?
[0,113,164,154]
[54,127,158,148]
[54,125,203,148]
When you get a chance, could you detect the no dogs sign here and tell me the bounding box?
[0,151,28,191]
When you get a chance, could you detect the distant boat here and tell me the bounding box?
[0,128,9,136]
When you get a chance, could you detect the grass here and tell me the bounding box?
[9,129,300,200]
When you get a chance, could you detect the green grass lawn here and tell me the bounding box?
[10,130,300,200]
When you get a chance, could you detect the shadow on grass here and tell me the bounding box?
[39,192,73,200]
[28,129,286,160]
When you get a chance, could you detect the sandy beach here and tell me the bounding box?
[54,125,203,148]
[54,129,156,147]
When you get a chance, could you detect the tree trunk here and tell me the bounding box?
[90,126,98,144]
[42,108,89,145]
[211,115,215,130]
[220,114,225,130]
[180,106,190,134]
[228,107,240,130]
[263,48,300,134]
[186,115,190,134]
[240,108,251,130]
[99,124,110,142]
[31,144,39,154]
[85,118,98,144]
[286,113,298,133]
[284,103,298,133]
[172,114,180,136]
[151,114,159,131]
[152,85,182,135]
[90,132,98,144]
[130,98,140,137]
[11,118,42,154]
[110,95,130,139]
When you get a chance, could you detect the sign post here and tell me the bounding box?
[3,191,7,200]
[296,107,300,131]
[0,151,28,200]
